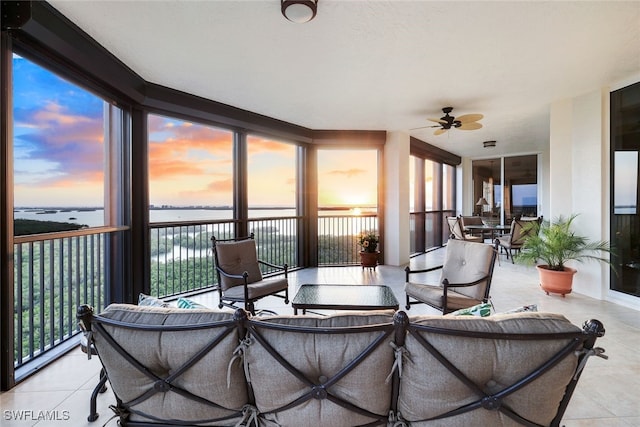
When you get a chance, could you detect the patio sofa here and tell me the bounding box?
[77,303,606,427]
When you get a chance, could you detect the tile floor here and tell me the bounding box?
[1,248,639,426]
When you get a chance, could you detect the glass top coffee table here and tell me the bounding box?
[291,284,399,315]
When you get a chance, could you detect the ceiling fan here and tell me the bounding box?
[413,107,484,136]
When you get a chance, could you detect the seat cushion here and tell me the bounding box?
[93,304,248,425]
[405,282,482,310]
[245,312,396,427]
[223,277,288,300]
[215,239,263,290]
[463,234,484,243]
[496,235,516,249]
[399,312,581,426]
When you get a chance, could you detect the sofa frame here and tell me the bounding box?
[77,304,606,427]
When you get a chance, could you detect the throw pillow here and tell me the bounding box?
[138,293,168,307]
[176,297,208,310]
[446,302,492,317]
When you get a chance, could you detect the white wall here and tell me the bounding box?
[383,131,411,266]
[549,99,574,216]
[539,148,550,220]
[549,90,610,299]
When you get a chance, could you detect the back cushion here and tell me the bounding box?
[92,304,247,425]
[399,312,581,426]
[215,239,263,290]
[440,239,494,300]
[461,216,483,226]
[245,311,396,427]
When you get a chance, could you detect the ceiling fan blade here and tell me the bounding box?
[427,118,447,124]
[434,128,448,136]
[410,125,441,130]
[458,122,483,130]
[455,114,483,123]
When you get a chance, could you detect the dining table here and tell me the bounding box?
[464,223,511,241]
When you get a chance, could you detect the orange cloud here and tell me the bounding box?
[148,138,232,180]
[172,178,234,202]
[326,168,368,178]
[247,136,295,155]
[33,102,95,128]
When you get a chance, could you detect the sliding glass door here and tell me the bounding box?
[472,155,538,224]
[611,81,640,297]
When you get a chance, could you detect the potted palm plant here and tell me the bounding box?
[516,214,612,296]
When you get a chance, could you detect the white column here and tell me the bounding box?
[383,131,411,266]
[549,91,608,299]
[549,99,573,217]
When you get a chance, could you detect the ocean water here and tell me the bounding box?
[15,208,109,228]
[13,207,371,228]
[614,206,637,215]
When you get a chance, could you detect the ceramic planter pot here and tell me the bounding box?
[537,265,577,297]
[360,251,379,269]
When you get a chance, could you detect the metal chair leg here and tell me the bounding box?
[88,368,108,422]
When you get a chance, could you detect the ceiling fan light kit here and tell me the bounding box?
[281,0,318,23]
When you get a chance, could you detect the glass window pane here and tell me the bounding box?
[148,114,233,222]
[247,135,296,218]
[425,160,435,211]
[504,155,537,218]
[409,156,416,212]
[614,151,638,214]
[13,54,107,233]
[317,149,377,213]
[442,164,455,210]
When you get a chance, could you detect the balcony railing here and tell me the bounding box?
[14,228,112,371]
[318,213,378,265]
[149,216,303,299]
[149,221,233,299]
[13,213,379,372]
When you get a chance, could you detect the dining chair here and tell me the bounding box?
[495,216,542,263]
[460,215,489,240]
[447,215,484,243]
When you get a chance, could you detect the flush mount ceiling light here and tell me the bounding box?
[483,140,497,148]
[281,0,318,23]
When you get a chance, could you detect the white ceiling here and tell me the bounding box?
[47,0,640,158]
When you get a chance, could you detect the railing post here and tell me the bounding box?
[0,29,16,391]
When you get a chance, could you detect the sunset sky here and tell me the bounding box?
[13,55,105,207]
[11,54,635,213]
[13,54,378,209]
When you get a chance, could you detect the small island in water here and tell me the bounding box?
[14,219,88,236]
